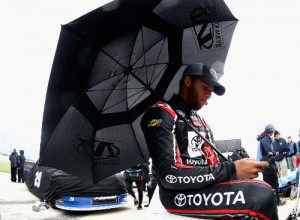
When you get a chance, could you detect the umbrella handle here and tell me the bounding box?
[175,110,228,162]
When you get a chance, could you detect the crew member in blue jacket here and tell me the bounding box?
[273,130,289,177]
[257,125,286,206]
[287,136,297,171]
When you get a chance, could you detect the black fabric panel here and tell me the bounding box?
[65,0,162,48]
[40,29,98,157]
[25,165,126,201]
[73,93,99,128]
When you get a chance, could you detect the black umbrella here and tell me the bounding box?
[39,0,238,184]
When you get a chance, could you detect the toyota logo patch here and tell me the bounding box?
[174,194,187,207]
[165,175,177,183]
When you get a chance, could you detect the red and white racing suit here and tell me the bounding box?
[141,95,278,220]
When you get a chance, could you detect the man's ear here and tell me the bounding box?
[184,75,191,87]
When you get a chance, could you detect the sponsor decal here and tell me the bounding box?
[186,158,207,166]
[94,139,120,165]
[190,116,201,127]
[56,199,64,204]
[174,194,187,207]
[94,196,117,200]
[165,173,215,184]
[202,145,218,166]
[190,5,224,51]
[34,171,42,188]
[75,138,93,155]
[174,191,245,207]
[187,131,204,158]
[148,119,162,128]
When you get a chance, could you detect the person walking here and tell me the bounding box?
[9,149,19,182]
[141,63,279,219]
[141,161,150,192]
[286,136,297,171]
[257,125,286,206]
[273,130,289,177]
[124,164,145,210]
[144,166,157,207]
[17,150,26,183]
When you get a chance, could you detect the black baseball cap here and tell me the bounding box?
[182,63,226,96]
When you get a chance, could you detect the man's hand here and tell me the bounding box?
[234,158,269,179]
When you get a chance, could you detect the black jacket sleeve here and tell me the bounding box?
[141,106,236,190]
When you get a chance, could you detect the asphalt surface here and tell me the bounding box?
[0,172,297,220]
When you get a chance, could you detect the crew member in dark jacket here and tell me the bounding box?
[257,125,286,206]
[141,63,278,219]
[273,131,289,177]
[9,149,19,182]
[18,150,26,183]
[124,164,145,210]
[287,136,297,171]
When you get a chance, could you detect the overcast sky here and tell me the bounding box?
[0,0,299,159]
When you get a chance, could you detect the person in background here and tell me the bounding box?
[144,166,157,207]
[9,149,19,182]
[141,161,150,192]
[290,164,300,199]
[257,124,286,206]
[273,130,289,177]
[124,164,145,210]
[298,136,300,168]
[17,150,26,183]
[287,136,297,172]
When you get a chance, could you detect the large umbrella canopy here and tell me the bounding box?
[39,0,238,184]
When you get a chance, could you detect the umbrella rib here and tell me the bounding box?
[133,62,172,69]
[130,42,165,67]
[223,21,237,29]
[149,38,167,84]
[99,48,158,97]
[147,64,168,89]
[98,34,170,95]
[101,88,146,112]
[127,88,148,110]
[140,27,149,85]
[97,48,164,108]
[89,86,146,92]
[131,36,168,70]
[94,72,129,113]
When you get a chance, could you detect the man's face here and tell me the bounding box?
[274,134,280,140]
[186,78,214,110]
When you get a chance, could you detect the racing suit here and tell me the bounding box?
[141,95,278,220]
